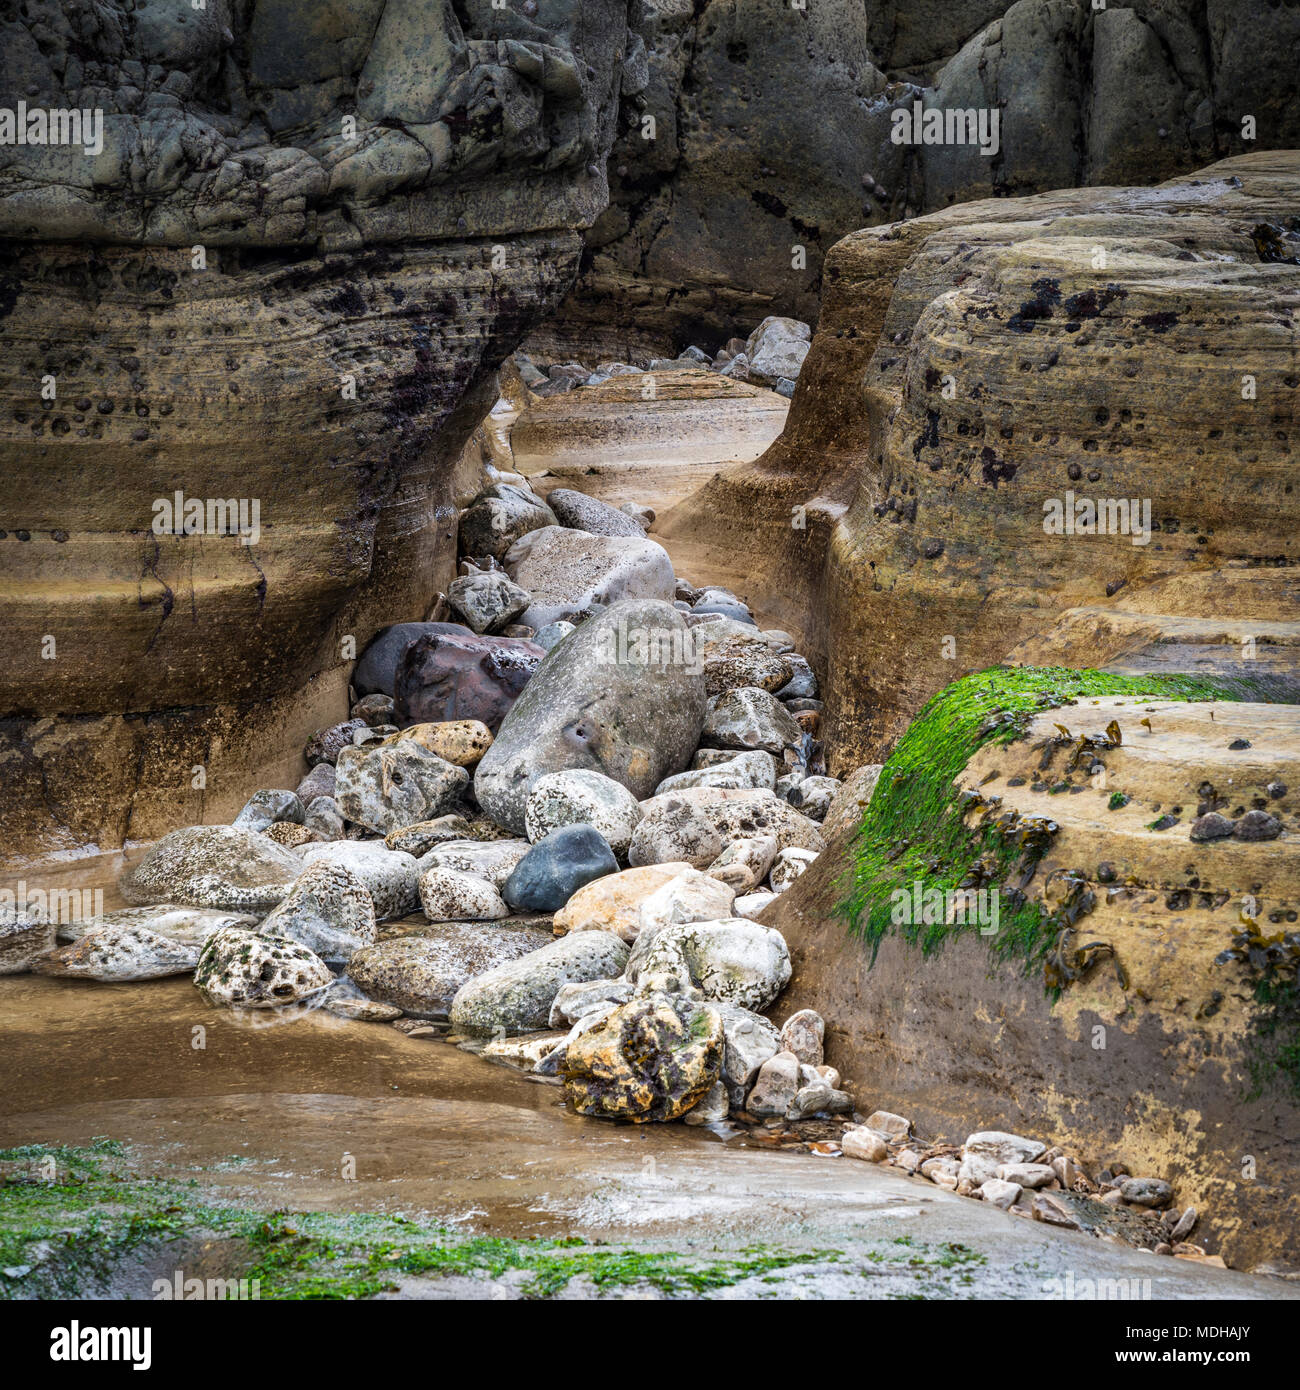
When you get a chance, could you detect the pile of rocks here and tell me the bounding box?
[821,1112,1216,1266]
[515,315,812,401]
[14,468,876,1137]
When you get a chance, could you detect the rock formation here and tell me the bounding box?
[545,0,1300,356]
[764,675,1300,1270]
[0,1,640,874]
[659,150,1300,770]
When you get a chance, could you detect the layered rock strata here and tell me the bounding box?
[659,151,1300,771]
[0,0,639,873]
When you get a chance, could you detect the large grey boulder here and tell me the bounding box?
[354,623,473,698]
[628,789,825,868]
[257,860,377,963]
[348,922,554,1019]
[546,488,649,538]
[335,739,469,835]
[627,918,792,1011]
[744,317,812,385]
[474,600,707,834]
[459,484,558,561]
[34,924,205,981]
[119,827,302,912]
[450,932,631,1035]
[504,527,677,631]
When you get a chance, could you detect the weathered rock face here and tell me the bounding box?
[474,599,707,833]
[763,687,1300,1271]
[660,153,1300,769]
[0,1,640,873]
[543,1,1300,356]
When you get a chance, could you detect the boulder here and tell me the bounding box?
[257,861,377,963]
[382,721,492,767]
[960,1132,1048,1187]
[715,1002,782,1107]
[394,630,545,733]
[300,841,419,920]
[418,868,509,922]
[302,797,345,841]
[295,763,337,807]
[785,776,840,821]
[446,569,531,635]
[734,890,778,920]
[546,488,649,538]
[747,1050,802,1118]
[551,863,696,943]
[34,924,202,981]
[56,905,256,948]
[703,687,803,757]
[770,847,819,893]
[562,994,724,1123]
[384,815,475,856]
[706,836,779,893]
[450,931,631,1035]
[655,750,777,795]
[549,978,634,1028]
[524,770,644,858]
[627,917,792,1011]
[628,789,825,868]
[417,839,531,891]
[780,1009,825,1067]
[459,484,558,561]
[504,527,676,631]
[634,869,737,941]
[354,624,474,699]
[842,1128,889,1163]
[502,825,619,913]
[787,1082,852,1119]
[0,917,57,973]
[119,826,303,912]
[474,600,707,834]
[745,317,812,385]
[348,922,553,1019]
[194,927,331,1010]
[334,740,469,836]
[232,789,305,832]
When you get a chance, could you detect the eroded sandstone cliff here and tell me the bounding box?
[0,0,640,873]
[659,150,1300,769]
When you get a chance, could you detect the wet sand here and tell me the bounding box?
[2,974,1293,1298]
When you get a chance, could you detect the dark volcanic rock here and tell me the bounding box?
[355,624,473,698]
[394,630,546,733]
[503,824,619,913]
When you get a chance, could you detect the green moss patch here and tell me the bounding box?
[839,666,1269,970]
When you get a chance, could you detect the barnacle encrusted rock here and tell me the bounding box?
[562,994,724,1122]
[118,826,302,912]
[194,926,331,1009]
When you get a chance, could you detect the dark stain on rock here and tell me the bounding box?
[980,446,1018,487]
